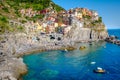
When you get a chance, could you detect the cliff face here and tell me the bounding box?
[0,1,109,79]
[66,8,108,42]
[0,57,27,80]
[67,23,108,42]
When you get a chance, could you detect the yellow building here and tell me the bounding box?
[54,22,58,28]
[77,13,83,19]
[35,22,43,31]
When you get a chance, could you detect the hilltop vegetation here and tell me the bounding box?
[0,0,64,34]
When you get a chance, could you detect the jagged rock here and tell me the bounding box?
[67,26,108,42]
[0,57,27,80]
[7,58,27,78]
[0,71,17,80]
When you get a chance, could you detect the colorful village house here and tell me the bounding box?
[35,22,43,32]
[82,8,87,16]
[92,10,99,20]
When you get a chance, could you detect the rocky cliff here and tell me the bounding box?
[0,1,109,80]
[67,25,108,42]
[0,57,27,80]
[66,8,108,42]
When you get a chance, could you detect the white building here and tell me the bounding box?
[92,11,98,16]
[42,23,47,28]
[72,17,83,27]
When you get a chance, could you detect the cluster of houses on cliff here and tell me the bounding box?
[10,7,100,35]
[68,8,99,21]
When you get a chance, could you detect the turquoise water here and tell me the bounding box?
[22,29,120,80]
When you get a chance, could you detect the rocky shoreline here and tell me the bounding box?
[0,1,109,79]
[0,57,27,80]
[0,33,74,80]
[0,28,108,80]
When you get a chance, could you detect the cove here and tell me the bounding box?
[22,40,120,80]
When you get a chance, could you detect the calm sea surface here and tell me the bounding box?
[22,29,120,80]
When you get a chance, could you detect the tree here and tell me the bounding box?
[98,17,102,23]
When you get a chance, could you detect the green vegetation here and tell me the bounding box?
[25,14,44,22]
[32,14,44,22]
[0,15,7,23]
[83,15,92,20]
[17,26,25,32]
[0,15,10,34]
[51,3,64,12]
[0,0,64,20]
[2,7,9,13]
[0,0,64,34]
[98,17,102,23]
[5,0,64,11]
[20,20,26,24]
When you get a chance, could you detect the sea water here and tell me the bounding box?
[22,29,120,80]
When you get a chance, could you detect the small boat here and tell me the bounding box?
[93,67,106,74]
[90,62,96,64]
[79,46,86,50]
[65,49,68,52]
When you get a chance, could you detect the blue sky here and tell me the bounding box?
[52,0,120,29]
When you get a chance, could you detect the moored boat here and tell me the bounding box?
[93,67,106,74]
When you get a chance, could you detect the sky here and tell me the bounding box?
[52,0,120,29]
